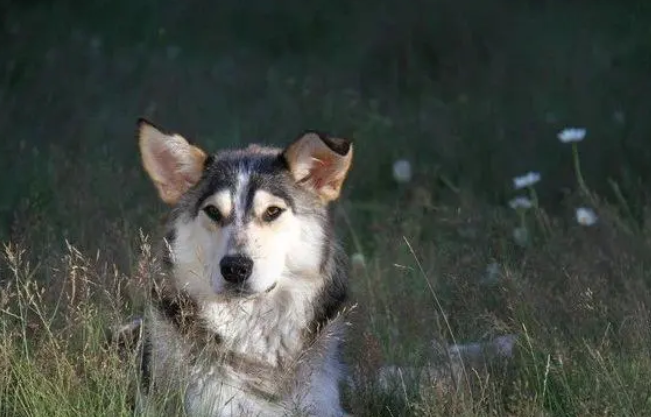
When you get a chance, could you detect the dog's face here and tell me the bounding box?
[138,120,352,299]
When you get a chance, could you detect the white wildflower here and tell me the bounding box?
[576,207,598,226]
[350,253,366,270]
[486,262,500,277]
[491,334,518,358]
[392,159,412,183]
[480,262,501,285]
[513,172,541,189]
[558,127,587,143]
[449,334,518,360]
[509,196,533,210]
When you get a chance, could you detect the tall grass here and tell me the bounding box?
[3,185,651,416]
[1,243,135,417]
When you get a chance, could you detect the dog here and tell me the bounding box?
[133,119,354,417]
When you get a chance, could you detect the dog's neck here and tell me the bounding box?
[203,285,315,365]
[151,272,342,370]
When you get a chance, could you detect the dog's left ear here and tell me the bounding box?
[283,132,353,202]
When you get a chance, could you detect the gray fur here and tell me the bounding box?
[139,135,352,417]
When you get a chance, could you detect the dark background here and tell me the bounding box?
[1,0,651,249]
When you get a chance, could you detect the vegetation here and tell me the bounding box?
[2,1,651,415]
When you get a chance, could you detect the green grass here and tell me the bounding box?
[3,0,651,415]
[4,191,651,416]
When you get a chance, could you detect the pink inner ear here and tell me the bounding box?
[309,154,334,190]
[154,146,178,178]
[151,142,193,191]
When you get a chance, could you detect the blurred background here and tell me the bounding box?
[2,0,651,250]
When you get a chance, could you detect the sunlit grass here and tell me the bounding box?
[3,172,651,416]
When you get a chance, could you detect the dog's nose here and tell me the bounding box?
[220,256,254,284]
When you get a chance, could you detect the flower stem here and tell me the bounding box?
[527,185,551,237]
[528,186,539,208]
[572,143,590,197]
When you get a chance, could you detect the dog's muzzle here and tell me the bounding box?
[220,255,254,284]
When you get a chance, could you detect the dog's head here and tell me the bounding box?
[138,119,353,299]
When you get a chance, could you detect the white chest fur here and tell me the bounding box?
[144,292,347,417]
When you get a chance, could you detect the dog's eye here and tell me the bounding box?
[202,205,223,222]
[263,206,284,222]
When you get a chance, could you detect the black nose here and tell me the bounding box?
[220,256,254,284]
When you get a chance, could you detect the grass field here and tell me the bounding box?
[2,1,651,415]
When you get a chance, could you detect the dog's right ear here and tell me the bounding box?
[138,119,207,205]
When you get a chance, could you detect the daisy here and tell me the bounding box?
[576,207,598,226]
[559,127,591,197]
[480,262,501,285]
[513,172,541,190]
[350,253,366,270]
[509,196,533,210]
[392,159,412,183]
[558,127,586,143]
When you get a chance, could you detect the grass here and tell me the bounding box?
[3,0,651,415]
[4,190,651,416]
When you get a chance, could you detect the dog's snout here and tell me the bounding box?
[220,256,254,284]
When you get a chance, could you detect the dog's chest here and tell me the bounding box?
[183,366,284,417]
[178,314,345,417]
[202,297,310,366]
